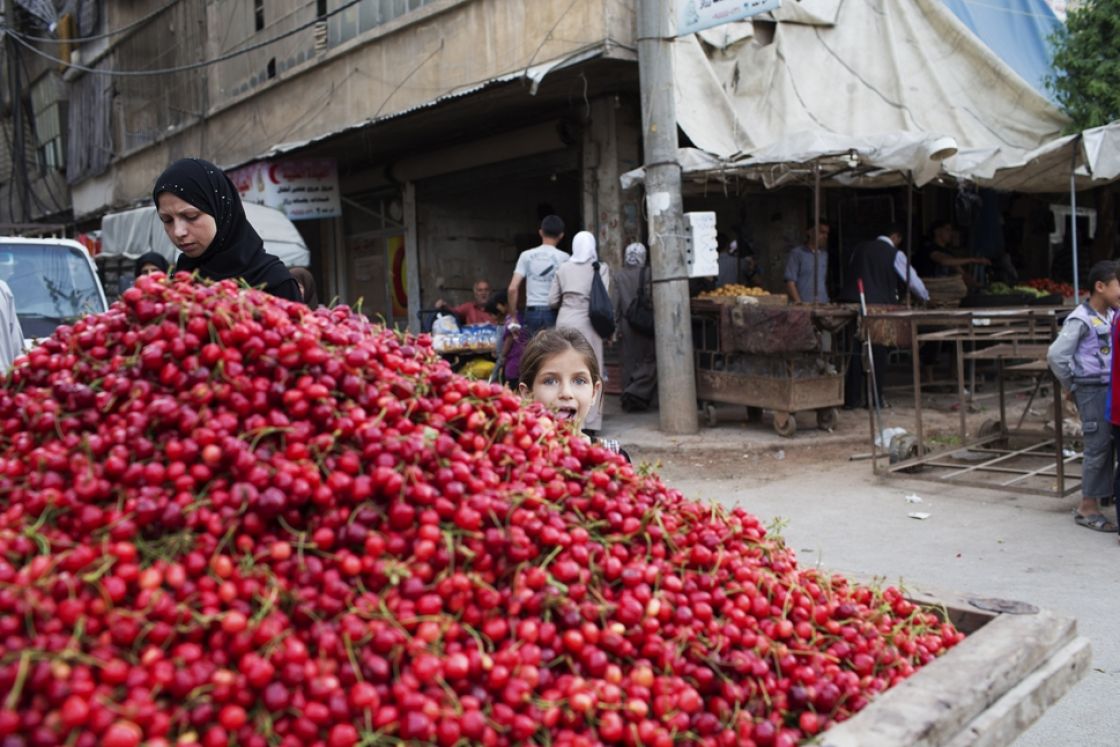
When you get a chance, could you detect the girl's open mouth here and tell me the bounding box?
[554,407,578,421]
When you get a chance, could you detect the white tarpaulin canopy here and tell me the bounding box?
[984,121,1120,193]
[666,0,1071,187]
[99,203,311,268]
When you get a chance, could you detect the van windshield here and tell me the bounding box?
[0,244,105,339]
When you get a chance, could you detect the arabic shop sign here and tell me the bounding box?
[675,0,781,36]
[229,158,342,221]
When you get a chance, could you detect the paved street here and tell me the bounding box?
[628,430,1118,746]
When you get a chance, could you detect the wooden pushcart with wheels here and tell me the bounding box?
[691,299,855,438]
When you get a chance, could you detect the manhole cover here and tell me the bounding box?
[968,597,1039,615]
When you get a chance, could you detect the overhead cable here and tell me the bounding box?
[12,0,180,44]
[1,0,361,77]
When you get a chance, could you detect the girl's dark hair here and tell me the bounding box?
[289,267,318,306]
[1088,260,1119,292]
[134,251,170,278]
[484,290,508,316]
[519,327,601,390]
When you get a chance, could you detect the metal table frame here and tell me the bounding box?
[866,307,1078,498]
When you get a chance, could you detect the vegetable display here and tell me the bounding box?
[0,275,963,746]
[1023,279,1076,298]
[985,282,1048,298]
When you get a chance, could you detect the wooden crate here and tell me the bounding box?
[821,587,1091,747]
[924,276,968,308]
[696,368,843,413]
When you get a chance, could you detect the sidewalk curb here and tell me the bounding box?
[615,429,869,456]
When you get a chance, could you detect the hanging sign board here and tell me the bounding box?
[675,0,781,36]
[229,158,342,221]
[684,211,719,278]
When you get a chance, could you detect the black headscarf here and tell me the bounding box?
[134,251,170,278]
[152,158,301,301]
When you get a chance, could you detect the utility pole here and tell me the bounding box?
[637,0,699,435]
[4,0,31,222]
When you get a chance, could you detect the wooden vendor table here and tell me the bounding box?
[861,307,1075,497]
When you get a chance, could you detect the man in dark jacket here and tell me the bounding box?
[840,224,929,408]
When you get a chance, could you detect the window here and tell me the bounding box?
[267,58,276,79]
[0,243,105,338]
[254,0,265,31]
[328,0,438,47]
[30,73,65,172]
[317,0,328,17]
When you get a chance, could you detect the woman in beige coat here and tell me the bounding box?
[549,231,610,432]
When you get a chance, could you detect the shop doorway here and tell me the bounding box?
[342,190,408,326]
[415,150,581,319]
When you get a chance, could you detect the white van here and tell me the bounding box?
[100,202,311,268]
[0,237,108,345]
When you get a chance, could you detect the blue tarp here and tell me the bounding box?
[942,0,1062,100]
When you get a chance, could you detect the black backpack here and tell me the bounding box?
[625,266,655,336]
[588,261,616,338]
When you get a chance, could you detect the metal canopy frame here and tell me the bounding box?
[867,307,1078,498]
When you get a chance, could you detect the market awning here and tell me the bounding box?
[982,121,1120,193]
[665,0,1068,187]
[224,42,616,171]
[620,134,1001,190]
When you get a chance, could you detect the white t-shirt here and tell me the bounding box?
[515,245,569,307]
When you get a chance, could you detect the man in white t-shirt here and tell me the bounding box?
[507,215,570,341]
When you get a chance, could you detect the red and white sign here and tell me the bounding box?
[229,158,342,221]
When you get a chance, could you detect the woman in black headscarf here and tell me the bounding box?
[152,158,301,301]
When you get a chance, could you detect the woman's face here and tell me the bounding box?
[519,348,601,427]
[157,193,217,259]
[139,263,163,276]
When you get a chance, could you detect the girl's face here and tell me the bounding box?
[157,193,217,259]
[139,263,163,276]
[520,348,601,427]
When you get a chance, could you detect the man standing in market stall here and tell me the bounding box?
[435,280,498,325]
[915,220,990,289]
[839,223,929,409]
[785,220,831,304]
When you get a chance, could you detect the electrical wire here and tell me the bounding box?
[10,0,179,44]
[1,0,362,77]
[1,87,18,221]
[16,49,66,216]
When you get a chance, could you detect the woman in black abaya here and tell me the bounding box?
[152,158,301,301]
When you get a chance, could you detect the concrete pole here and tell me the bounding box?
[813,162,821,303]
[5,0,31,222]
[905,173,913,307]
[1070,141,1080,300]
[637,0,699,434]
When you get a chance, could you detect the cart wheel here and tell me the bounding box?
[703,402,718,427]
[978,418,1002,439]
[773,412,797,438]
[816,407,839,432]
[889,434,921,471]
[746,406,764,422]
